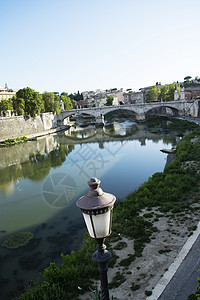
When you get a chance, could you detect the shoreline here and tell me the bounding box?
[79,122,200,300]
[0,125,70,143]
[79,204,200,300]
[5,117,200,299]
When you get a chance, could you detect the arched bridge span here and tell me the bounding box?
[57,100,199,126]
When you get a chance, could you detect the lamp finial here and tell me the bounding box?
[88,178,103,197]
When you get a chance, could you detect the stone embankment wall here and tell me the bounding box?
[0,113,57,141]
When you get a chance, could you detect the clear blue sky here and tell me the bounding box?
[1,0,200,94]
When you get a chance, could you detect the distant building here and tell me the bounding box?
[0,84,16,100]
[81,88,124,107]
[115,91,124,104]
[77,99,92,108]
[124,91,143,104]
[184,86,200,101]
[139,87,151,102]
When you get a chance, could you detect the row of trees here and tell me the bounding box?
[145,83,180,102]
[0,88,83,117]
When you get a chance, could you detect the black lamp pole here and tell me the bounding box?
[76,178,116,300]
[92,238,112,300]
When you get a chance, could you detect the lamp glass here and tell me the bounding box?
[83,209,112,239]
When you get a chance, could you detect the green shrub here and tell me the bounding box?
[113,241,127,250]
[109,272,126,289]
[187,277,200,299]
[119,255,135,267]
[145,290,152,296]
[130,282,140,291]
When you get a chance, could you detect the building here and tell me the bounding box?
[184,86,200,101]
[0,84,16,100]
[124,91,143,104]
[80,89,124,107]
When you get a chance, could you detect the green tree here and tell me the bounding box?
[54,94,61,115]
[16,87,44,117]
[158,85,168,101]
[0,98,13,113]
[68,91,83,102]
[61,95,73,110]
[106,96,114,106]
[166,83,180,102]
[43,92,55,112]
[71,99,77,109]
[184,76,192,82]
[12,96,25,115]
[146,86,158,101]
[61,92,76,109]
[42,92,62,115]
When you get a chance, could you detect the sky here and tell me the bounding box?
[1,0,200,94]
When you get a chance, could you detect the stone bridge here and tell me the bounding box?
[57,100,199,126]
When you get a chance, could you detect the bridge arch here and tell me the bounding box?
[57,110,96,125]
[145,104,179,116]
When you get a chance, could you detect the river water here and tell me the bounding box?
[0,118,178,299]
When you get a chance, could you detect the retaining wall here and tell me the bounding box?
[0,113,57,140]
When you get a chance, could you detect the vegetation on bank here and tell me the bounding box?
[0,136,28,146]
[0,87,83,118]
[15,121,200,300]
[188,278,200,299]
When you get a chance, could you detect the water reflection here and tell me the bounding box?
[0,144,73,195]
[0,121,178,194]
[0,119,179,299]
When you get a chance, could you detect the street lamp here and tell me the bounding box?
[76,177,116,300]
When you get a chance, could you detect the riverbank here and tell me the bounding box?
[15,121,200,300]
[79,128,200,300]
[24,125,70,140]
[81,203,200,300]
[0,125,70,143]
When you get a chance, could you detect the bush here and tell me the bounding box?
[145,290,152,296]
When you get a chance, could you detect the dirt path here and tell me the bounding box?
[79,202,200,300]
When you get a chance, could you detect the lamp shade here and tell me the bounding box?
[76,178,116,239]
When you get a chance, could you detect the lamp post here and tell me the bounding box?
[76,177,116,300]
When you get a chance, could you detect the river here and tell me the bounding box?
[0,118,179,299]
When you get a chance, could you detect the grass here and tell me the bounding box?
[145,290,152,296]
[118,254,135,267]
[113,241,127,250]
[0,136,27,144]
[109,272,126,289]
[130,282,140,291]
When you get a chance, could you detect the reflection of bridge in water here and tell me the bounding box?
[58,123,178,148]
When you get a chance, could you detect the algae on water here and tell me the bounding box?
[2,232,34,249]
